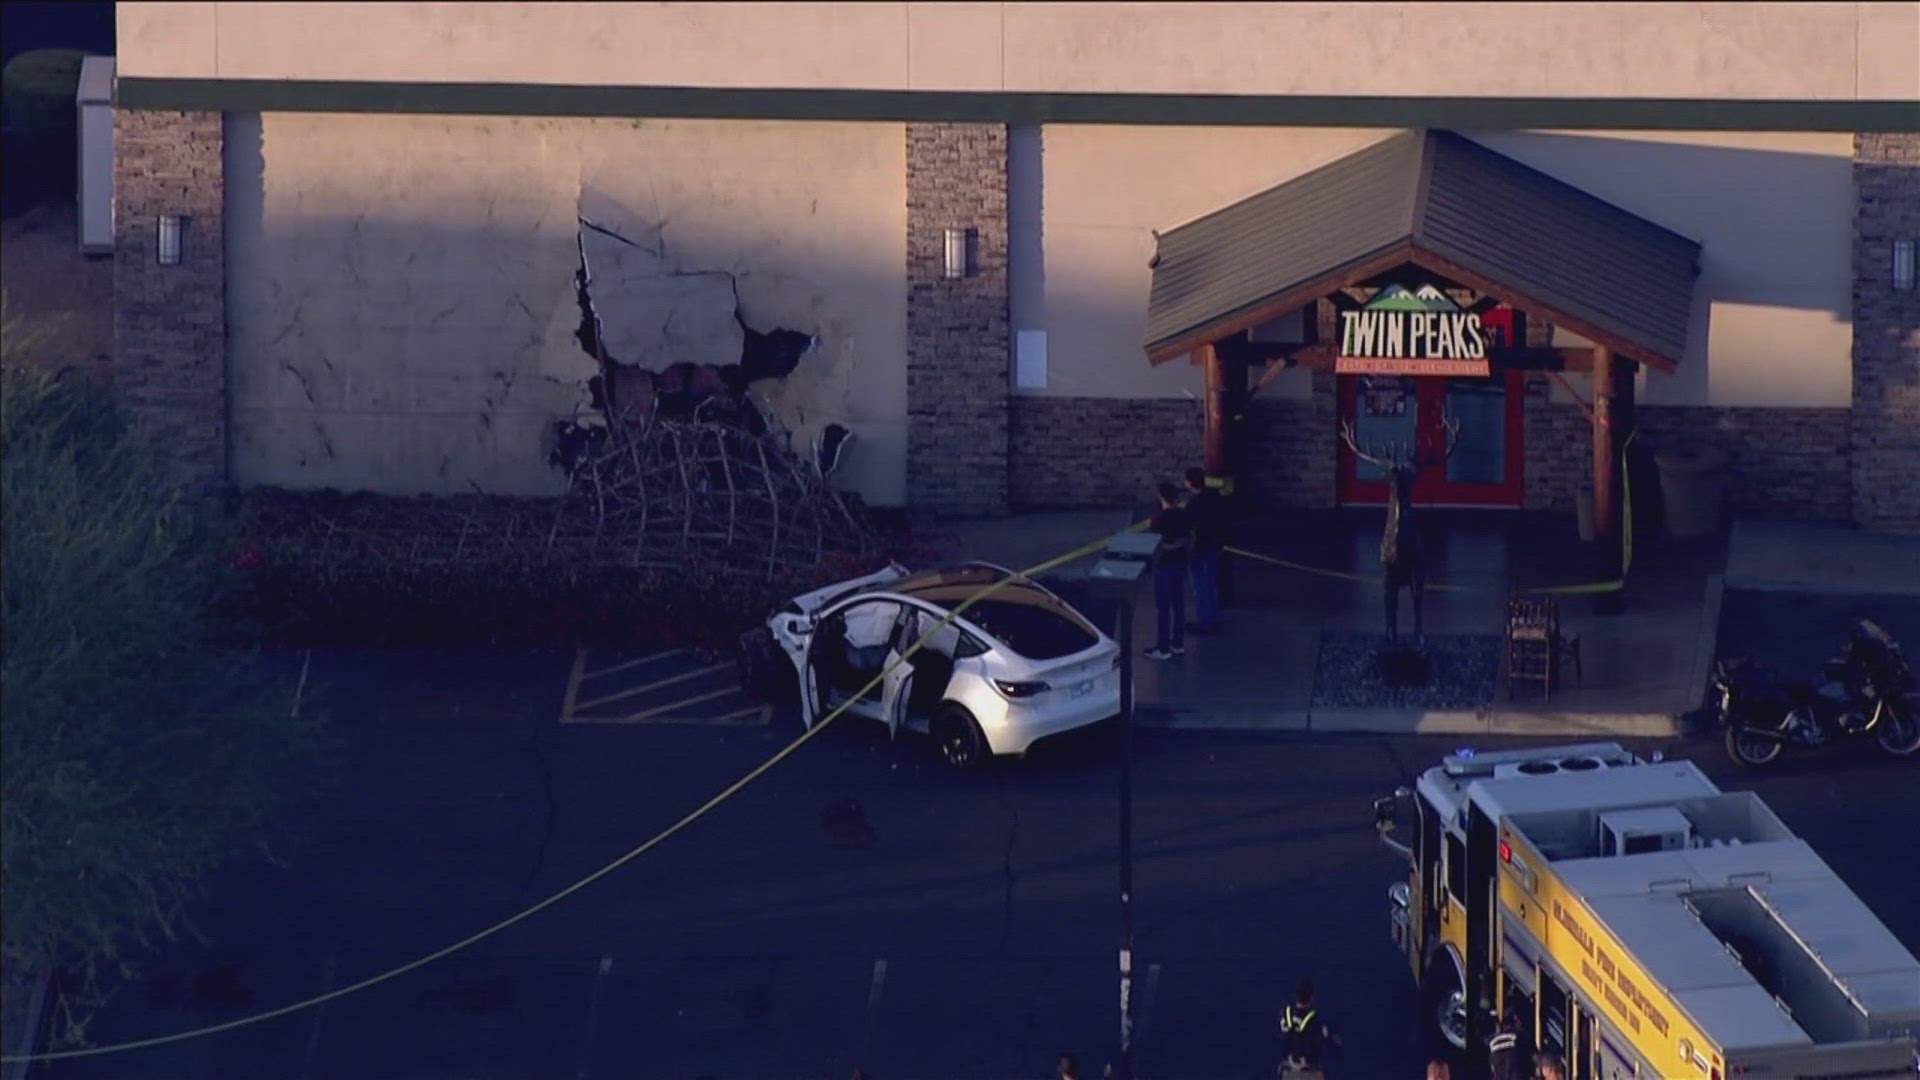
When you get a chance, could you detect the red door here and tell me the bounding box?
[1337,370,1526,507]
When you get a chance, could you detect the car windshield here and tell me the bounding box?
[951,598,1097,661]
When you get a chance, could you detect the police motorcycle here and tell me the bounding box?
[1708,618,1920,768]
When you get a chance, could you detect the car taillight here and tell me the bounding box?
[1499,839,1513,863]
[993,679,1049,698]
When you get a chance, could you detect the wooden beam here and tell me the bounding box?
[1493,346,1597,371]
[1405,247,1681,374]
[1149,240,1684,372]
[1216,336,1299,366]
[1145,243,1416,363]
[1609,353,1636,578]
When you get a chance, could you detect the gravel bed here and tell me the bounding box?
[1311,631,1502,710]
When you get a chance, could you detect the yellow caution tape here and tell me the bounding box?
[1225,430,1638,598]
[2,531,1124,1065]
[8,436,1644,1064]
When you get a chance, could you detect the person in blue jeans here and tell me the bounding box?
[1183,466,1226,634]
[1145,481,1192,660]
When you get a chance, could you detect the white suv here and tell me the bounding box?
[741,563,1121,767]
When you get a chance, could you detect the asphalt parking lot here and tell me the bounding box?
[33,644,1920,1080]
[562,648,768,726]
[1715,589,1920,677]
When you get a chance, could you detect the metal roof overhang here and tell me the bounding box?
[1143,130,1703,373]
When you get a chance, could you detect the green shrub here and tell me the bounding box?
[0,357,334,1047]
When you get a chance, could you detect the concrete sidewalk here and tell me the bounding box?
[922,507,1717,737]
[1726,518,1920,597]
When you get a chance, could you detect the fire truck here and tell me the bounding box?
[1372,743,1920,1078]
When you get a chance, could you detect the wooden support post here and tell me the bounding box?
[1591,347,1635,605]
[1211,345,1249,603]
[1201,342,1228,479]
[1591,346,1617,548]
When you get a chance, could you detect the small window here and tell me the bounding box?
[954,632,988,659]
[1445,832,1467,902]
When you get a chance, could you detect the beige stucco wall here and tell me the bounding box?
[1471,130,1855,408]
[1031,126,1855,409]
[121,2,1919,102]
[225,113,908,502]
[1034,126,1400,403]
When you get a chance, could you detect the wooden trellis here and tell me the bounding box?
[237,419,874,581]
[569,416,872,576]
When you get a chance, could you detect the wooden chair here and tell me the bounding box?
[1507,594,1582,700]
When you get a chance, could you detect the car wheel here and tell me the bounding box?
[933,704,988,770]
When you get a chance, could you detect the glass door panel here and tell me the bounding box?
[1352,375,1417,482]
[1443,378,1507,487]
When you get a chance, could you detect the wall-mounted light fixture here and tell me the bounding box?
[1894,238,1916,292]
[943,226,976,280]
[157,214,187,266]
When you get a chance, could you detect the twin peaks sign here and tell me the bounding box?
[1335,284,1491,376]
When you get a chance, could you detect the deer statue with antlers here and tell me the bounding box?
[1340,415,1461,642]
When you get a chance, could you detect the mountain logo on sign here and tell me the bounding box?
[1364,283,1460,313]
[1341,282,1487,362]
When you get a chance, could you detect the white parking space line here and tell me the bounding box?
[561,647,769,725]
[1137,961,1162,1046]
[709,705,772,725]
[581,649,690,682]
[576,954,614,1080]
[574,662,732,713]
[857,958,888,1064]
[299,947,337,1079]
[560,649,587,721]
[623,686,743,722]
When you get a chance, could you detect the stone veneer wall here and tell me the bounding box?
[1635,406,1852,522]
[1008,397,1201,509]
[1523,374,1852,522]
[906,123,1010,518]
[1005,373,1340,511]
[1851,132,1920,533]
[113,110,227,491]
[1244,370,1340,509]
[1521,374,1589,513]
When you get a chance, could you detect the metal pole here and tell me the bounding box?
[1116,586,1136,1080]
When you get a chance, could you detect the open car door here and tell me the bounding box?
[878,605,920,741]
[879,605,965,741]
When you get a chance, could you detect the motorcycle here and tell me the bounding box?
[1708,619,1920,767]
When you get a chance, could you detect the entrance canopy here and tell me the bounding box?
[1144,130,1701,371]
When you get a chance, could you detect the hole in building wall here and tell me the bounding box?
[552,216,823,477]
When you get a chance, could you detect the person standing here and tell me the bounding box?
[1532,1053,1567,1080]
[1144,481,1192,661]
[1183,467,1227,635]
[1278,978,1338,1078]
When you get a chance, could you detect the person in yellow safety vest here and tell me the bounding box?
[1278,978,1340,1078]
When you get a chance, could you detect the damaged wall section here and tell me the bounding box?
[561,208,818,461]
[226,113,907,504]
